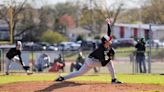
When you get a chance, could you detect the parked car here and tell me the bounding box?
[57,42,71,51]
[146,39,164,47]
[69,42,81,51]
[23,42,44,51]
[58,42,81,51]
[47,45,59,51]
[80,40,95,50]
[114,38,137,47]
[111,39,119,48]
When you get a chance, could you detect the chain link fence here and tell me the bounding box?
[0,48,164,74]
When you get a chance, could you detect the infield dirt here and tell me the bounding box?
[0,81,164,92]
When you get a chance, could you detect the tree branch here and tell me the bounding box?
[13,0,27,18]
[14,25,35,37]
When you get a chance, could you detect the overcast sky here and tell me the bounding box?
[0,0,143,9]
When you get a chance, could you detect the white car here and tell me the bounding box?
[146,39,164,47]
[58,42,72,51]
[58,42,81,51]
[69,42,81,51]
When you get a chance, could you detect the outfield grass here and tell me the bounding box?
[64,47,164,61]
[0,73,55,84]
[71,73,164,85]
[0,73,164,85]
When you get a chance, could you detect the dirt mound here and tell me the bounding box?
[0,81,164,92]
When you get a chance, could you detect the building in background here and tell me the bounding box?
[109,24,164,40]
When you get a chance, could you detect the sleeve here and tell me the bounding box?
[107,24,112,36]
[7,48,12,54]
[135,43,139,48]
[6,48,12,57]
[107,48,115,60]
[107,48,115,56]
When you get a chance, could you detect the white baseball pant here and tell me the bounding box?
[5,56,25,73]
[64,57,116,80]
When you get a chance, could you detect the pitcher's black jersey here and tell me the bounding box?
[88,23,113,66]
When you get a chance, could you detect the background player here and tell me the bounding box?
[5,41,32,75]
[70,51,85,72]
[135,38,146,73]
[33,53,50,72]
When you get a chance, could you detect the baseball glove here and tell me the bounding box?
[107,48,115,60]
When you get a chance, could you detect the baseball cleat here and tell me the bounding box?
[111,78,122,84]
[55,76,64,81]
[27,72,33,75]
[5,72,9,75]
[26,70,33,75]
[23,66,30,71]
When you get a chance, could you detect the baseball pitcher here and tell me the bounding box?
[55,18,122,83]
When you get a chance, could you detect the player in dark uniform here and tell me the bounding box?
[55,18,122,83]
[135,38,146,73]
[5,41,32,75]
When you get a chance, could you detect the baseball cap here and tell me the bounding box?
[17,41,22,45]
[16,41,22,50]
[101,35,112,44]
[103,35,112,41]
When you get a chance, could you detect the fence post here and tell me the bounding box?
[132,52,135,73]
[135,51,139,73]
[0,49,5,73]
[147,51,151,73]
[0,49,1,72]
[132,51,137,73]
[147,24,152,73]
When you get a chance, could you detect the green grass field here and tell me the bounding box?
[0,73,164,85]
[65,47,164,60]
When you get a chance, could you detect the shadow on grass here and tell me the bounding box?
[160,73,164,75]
[35,81,82,92]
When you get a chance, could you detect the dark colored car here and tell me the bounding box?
[117,38,137,47]
[23,42,44,51]
[111,38,137,48]
[111,39,119,48]
[80,40,94,50]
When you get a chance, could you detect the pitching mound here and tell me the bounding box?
[0,81,164,92]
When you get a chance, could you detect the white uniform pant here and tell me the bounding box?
[6,56,25,73]
[64,57,116,80]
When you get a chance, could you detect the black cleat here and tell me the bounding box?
[111,78,122,84]
[23,66,30,71]
[55,76,64,81]
[5,72,9,75]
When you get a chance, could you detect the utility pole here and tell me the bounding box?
[89,0,93,32]
[9,5,13,44]
[5,0,13,44]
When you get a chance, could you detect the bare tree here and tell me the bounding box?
[93,0,124,27]
[0,0,27,42]
[141,0,164,24]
